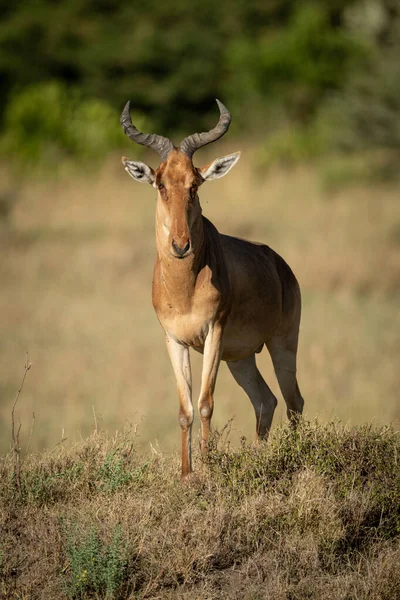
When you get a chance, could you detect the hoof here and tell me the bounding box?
[180,471,202,486]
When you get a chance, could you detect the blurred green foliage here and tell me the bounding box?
[327,24,400,152]
[0,0,399,166]
[0,82,148,166]
[225,3,365,125]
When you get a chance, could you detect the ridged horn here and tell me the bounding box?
[179,99,231,158]
[120,101,174,162]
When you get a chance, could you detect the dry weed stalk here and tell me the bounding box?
[11,352,32,496]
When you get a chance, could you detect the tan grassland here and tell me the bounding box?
[0,148,400,454]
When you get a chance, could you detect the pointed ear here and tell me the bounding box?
[122,156,156,186]
[198,151,241,181]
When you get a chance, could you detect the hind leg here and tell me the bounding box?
[266,334,304,425]
[227,354,277,439]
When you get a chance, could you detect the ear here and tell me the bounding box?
[122,156,156,186]
[198,151,241,181]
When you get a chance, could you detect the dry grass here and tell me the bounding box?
[0,148,400,456]
[0,422,399,598]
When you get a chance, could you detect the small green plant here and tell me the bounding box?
[63,524,127,599]
[96,449,133,493]
[22,461,84,505]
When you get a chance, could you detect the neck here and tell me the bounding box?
[156,216,206,306]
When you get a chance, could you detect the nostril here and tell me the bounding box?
[172,240,180,255]
[172,240,190,257]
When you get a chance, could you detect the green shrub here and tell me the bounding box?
[327,52,400,154]
[21,461,84,505]
[225,3,365,126]
[63,524,127,599]
[96,448,134,493]
[319,5,400,155]
[0,81,149,169]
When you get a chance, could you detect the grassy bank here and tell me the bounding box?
[1,421,399,599]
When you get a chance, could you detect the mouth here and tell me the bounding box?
[170,249,193,260]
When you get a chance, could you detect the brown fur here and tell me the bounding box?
[128,149,304,477]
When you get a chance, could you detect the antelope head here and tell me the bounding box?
[121,100,240,259]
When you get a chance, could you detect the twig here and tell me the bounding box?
[24,412,36,459]
[92,405,98,433]
[11,352,32,497]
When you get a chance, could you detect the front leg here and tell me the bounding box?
[198,322,223,453]
[165,334,193,478]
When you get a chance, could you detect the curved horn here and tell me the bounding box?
[179,99,232,159]
[120,101,174,162]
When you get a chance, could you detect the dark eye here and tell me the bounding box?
[190,185,197,195]
[158,182,164,190]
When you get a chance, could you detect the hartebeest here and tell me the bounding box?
[121,99,304,477]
